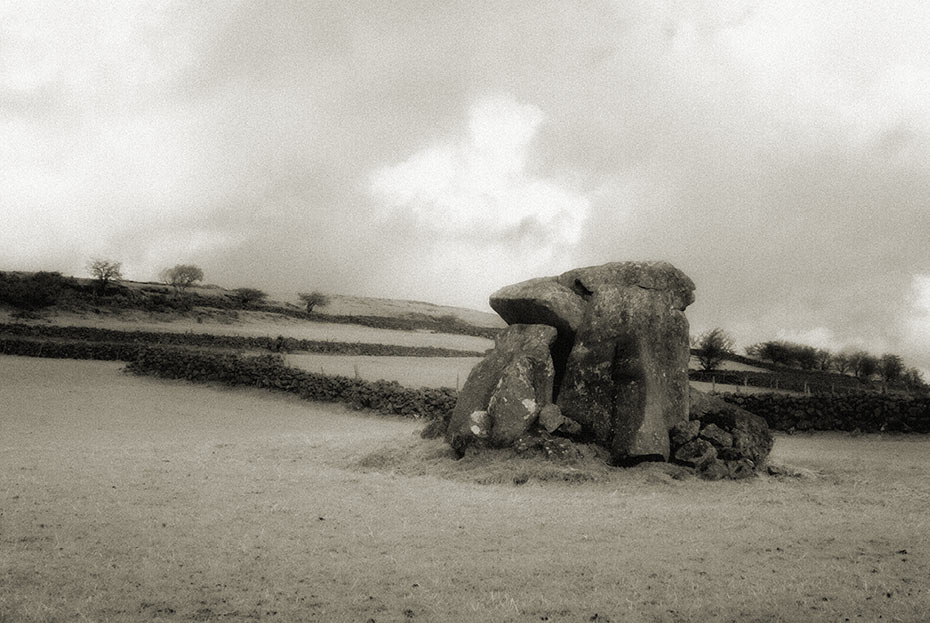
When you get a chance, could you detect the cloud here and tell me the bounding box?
[2,0,930,376]
[370,95,590,265]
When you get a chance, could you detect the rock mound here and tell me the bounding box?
[670,388,775,479]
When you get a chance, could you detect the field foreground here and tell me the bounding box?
[2,356,929,622]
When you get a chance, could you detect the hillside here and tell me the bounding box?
[0,271,501,340]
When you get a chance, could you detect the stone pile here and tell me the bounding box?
[670,388,774,479]
[439,261,774,479]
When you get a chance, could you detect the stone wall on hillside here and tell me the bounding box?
[720,393,930,433]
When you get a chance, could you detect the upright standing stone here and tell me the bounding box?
[445,324,557,455]
[490,261,694,464]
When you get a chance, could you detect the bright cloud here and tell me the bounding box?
[370,95,589,258]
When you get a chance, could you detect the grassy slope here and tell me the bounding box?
[2,356,928,623]
[0,307,493,351]
[113,278,506,328]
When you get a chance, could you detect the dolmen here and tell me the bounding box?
[438,261,773,479]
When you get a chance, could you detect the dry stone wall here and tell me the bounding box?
[720,392,930,434]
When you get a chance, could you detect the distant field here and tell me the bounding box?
[1,309,494,352]
[688,355,767,372]
[280,353,788,393]
[284,353,483,389]
[689,380,802,396]
[275,292,507,329]
[2,356,928,623]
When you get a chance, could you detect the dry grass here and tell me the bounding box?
[2,356,929,623]
[688,356,767,373]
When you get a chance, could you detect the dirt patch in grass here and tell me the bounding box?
[3,356,929,622]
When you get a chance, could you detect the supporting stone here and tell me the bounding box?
[445,324,557,455]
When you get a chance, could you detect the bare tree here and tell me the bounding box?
[903,367,928,394]
[694,328,734,371]
[87,258,122,294]
[792,344,818,370]
[850,350,879,381]
[814,348,833,371]
[746,341,791,366]
[878,354,904,386]
[298,291,330,313]
[832,350,853,375]
[160,265,204,294]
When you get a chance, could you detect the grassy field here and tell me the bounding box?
[0,309,494,353]
[283,353,483,390]
[2,356,928,622]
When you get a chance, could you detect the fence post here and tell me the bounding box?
[354,363,359,379]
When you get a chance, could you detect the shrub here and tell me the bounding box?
[694,328,734,371]
[232,288,267,306]
[0,271,76,310]
[878,354,904,385]
[850,350,879,381]
[160,265,204,293]
[298,291,330,313]
[746,341,793,366]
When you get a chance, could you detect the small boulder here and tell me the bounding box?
[716,447,742,461]
[538,403,567,433]
[537,403,583,437]
[673,438,717,468]
[669,420,700,449]
[726,459,756,480]
[699,423,733,449]
[699,459,730,481]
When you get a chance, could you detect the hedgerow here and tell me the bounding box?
[124,347,456,420]
[0,337,457,419]
[0,323,486,357]
[0,337,144,361]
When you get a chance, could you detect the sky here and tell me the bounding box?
[2,0,929,375]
